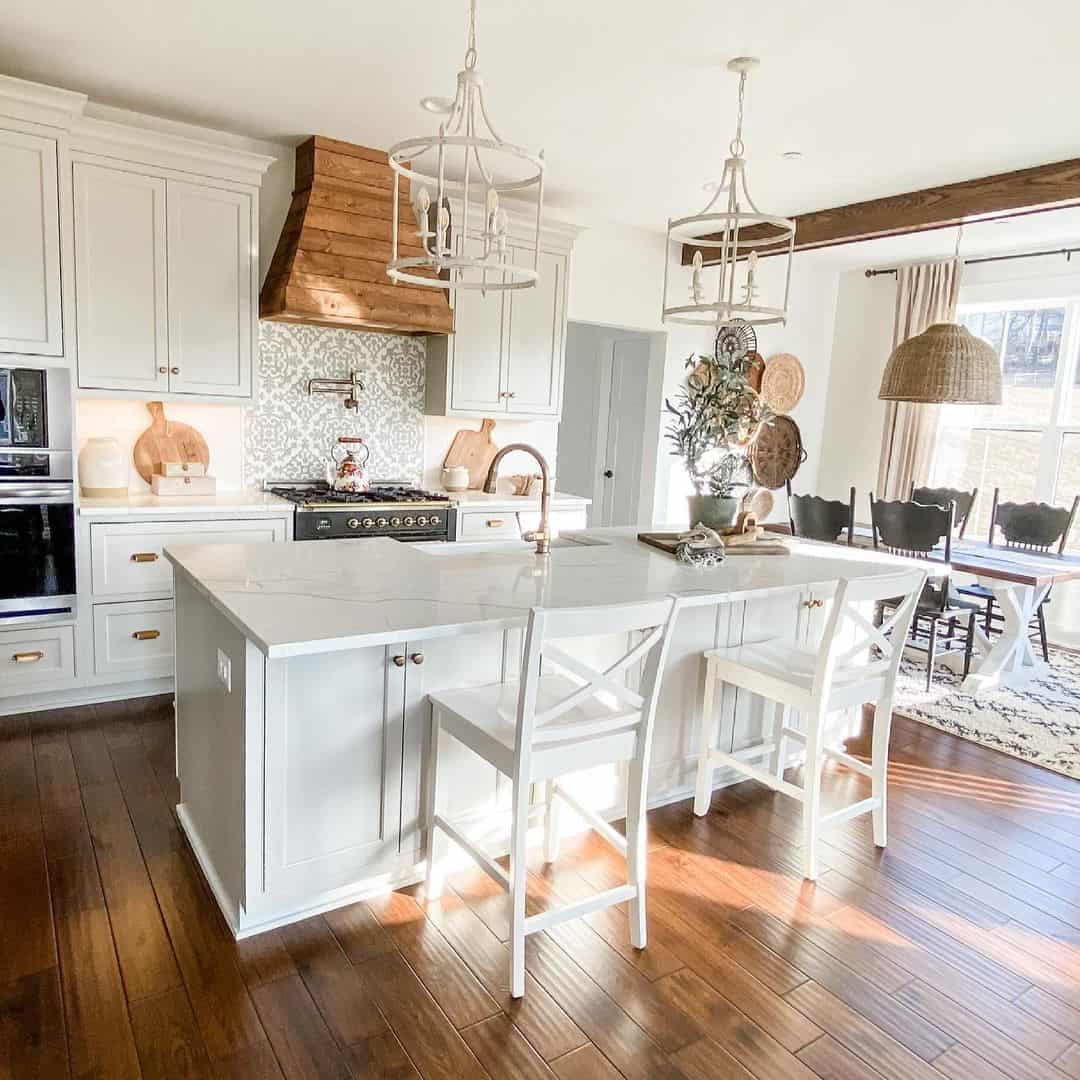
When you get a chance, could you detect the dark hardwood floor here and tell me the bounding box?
[3,694,1080,1079]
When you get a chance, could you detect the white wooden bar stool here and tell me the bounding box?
[693,570,925,879]
[424,596,679,998]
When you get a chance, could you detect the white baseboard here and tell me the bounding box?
[2,677,172,717]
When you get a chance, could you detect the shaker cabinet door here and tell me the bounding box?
[504,246,565,416]
[166,181,253,398]
[0,128,63,357]
[448,238,507,413]
[74,162,169,393]
[263,643,409,899]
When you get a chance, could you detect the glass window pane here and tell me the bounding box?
[971,307,1065,425]
[1054,432,1080,550]
[931,427,1042,539]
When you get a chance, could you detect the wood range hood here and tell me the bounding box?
[260,136,453,336]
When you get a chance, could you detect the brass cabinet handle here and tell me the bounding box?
[392,655,407,668]
[410,653,424,666]
[132,629,161,641]
[486,519,505,528]
[802,598,824,609]
[11,650,45,664]
[158,366,168,374]
[131,552,159,563]
[170,367,180,375]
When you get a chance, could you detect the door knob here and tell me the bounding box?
[170,367,180,375]
[158,366,168,374]
[410,653,425,665]
[603,469,614,479]
[392,655,406,667]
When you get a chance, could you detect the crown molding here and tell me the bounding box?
[0,74,87,128]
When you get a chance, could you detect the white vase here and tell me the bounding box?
[78,437,128,497]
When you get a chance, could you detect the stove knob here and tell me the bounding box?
[390,516,402,528]
[361,517,376,529]
[403,516,416,527]
[416,515,429,527]
[376,517,389,528]
[346,517,361,529]
[430,514,441,525]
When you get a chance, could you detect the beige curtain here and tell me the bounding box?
[876,258,963,499]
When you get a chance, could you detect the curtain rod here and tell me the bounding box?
[865,246,1079,278]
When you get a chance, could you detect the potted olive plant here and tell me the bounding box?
[665,351,770,529]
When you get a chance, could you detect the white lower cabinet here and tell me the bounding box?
[0,624,75,688]
[92,599,175,677]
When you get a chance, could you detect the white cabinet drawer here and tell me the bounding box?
[90,519,287,597]
[458,512,522,541]
[93,600,175,677]
[0,624,75,692]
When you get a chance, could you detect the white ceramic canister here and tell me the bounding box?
[441,465,470,491]
[78,437,128,497]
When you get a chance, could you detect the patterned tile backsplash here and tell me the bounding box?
[245,322,426,487]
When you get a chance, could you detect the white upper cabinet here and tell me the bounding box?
[74,159,257,400]
[425,226,574,420]
[504,245,564,416]
[74,162,169,393]
[0,128,63,357]
[166,182,253,398]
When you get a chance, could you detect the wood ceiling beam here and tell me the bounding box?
[681,157,1080,265]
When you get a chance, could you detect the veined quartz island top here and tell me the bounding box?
[164,527,924,659]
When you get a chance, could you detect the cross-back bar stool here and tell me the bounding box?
[693,569,925,879]
[424,596,680,998]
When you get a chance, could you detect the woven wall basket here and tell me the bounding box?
[879,322,1002,404]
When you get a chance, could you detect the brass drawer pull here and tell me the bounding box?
[392,655,407,668]
[11,650,45,664]
[132,629,161,641]
[131,552,159,563]
[486,519,505,528]
[802,598,824,609]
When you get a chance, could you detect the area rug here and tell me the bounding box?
[893,647,1080,779]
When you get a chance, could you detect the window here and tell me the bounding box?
[930,296,1080,546]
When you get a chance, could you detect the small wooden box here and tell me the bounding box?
[160,461,207,477]
[151,474,217,497]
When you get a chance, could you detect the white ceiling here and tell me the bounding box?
[2,0,1079,232]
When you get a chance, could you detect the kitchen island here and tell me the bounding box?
[164,528,918,938]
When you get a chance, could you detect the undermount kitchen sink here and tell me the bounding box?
[418,535,609,556]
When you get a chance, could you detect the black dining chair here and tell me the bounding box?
[870,495,980,690]
[910,483,978,538]
[957,488,1080,661]
[786,483,855,544]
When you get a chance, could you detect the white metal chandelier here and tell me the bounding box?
[386,0,545,292]
[662,57,796,327]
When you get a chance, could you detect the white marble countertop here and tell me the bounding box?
[445,489,590,512]
[78,491,295,518]
[164,527,927,659]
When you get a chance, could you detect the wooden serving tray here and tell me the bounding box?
[637,532,790,557]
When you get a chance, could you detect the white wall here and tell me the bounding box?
[816,269,896,506]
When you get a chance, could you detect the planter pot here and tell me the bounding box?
[687,495,741,530]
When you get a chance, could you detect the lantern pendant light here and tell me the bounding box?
[387,0,545,293]
[663,57,796,327]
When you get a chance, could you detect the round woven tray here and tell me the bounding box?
[750,415,807,490]
[761,353,805,412]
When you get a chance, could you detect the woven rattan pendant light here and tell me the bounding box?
[878,322,1002,404]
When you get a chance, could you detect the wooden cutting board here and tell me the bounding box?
[132,401,210,486]
[637,532,790,557]
[442,418,499,490]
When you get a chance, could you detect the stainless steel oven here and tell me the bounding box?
[0,474,76,619]
[0,366,75,619]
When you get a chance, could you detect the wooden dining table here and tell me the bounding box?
[846,526,1080,693]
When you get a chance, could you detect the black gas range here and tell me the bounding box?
[267,481,457,542]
